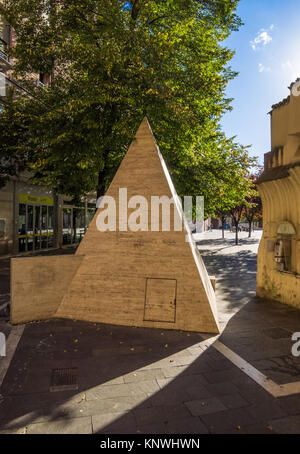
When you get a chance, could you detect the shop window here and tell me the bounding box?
[48,206,54,247]
[18,238,26,252]
[18,202,55,252]
[18,204,26,236]
[87,208,96,226]
[27,205,34,236]
[0,219,5,239]
[41,205,48,248]
[63,208,72,245]
[73,208,85,244]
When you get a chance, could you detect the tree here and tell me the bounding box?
[0,0,246,203]
[0,89,30,189]
[228,176,258,245]
[244,178,262,237]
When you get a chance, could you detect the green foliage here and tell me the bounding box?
[0,0,256,214]
[0,89,30,188]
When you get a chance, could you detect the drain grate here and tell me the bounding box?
[50,368,78,392]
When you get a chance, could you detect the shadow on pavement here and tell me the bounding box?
[1,235,300,434]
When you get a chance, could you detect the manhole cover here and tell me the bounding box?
[263,328,291,339]
[50,368,78,392]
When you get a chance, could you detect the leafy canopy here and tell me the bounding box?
[0,0,256,215]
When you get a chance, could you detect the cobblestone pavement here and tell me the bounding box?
[0,231,300,434]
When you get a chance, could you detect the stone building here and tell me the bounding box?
[256,79,300,308]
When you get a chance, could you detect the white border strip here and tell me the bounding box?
[213,340,300,398]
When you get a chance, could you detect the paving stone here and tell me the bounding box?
[157,373,208,390]
[133,406,168,426]
[244,423,276,434]
[238,386,276,404]
[163,404,193,421]
[85,381,159,401]
[269,415,300,434]
[185,397,226,416]
[262,327,292,339]
[185,384,213,400]
[85,395,146,416]
[199,407,257,434]
[219,393,250,410]
[26,416,92,434]
[140,388,191,407]
[173,356,197,367]
[92,412,137,434]
[278,394,300,416]
[136,422,167,434]
[204,381,240,396]
[165,417,209,434]
[86,383,137,400]
[203,369,246,384]
[161,366,188,378]
[246,400,288,422]
[205,357,236,372]
[123,369,165,383]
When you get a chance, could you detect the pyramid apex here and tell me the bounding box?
[135,116,154,139]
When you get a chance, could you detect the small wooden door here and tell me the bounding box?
[144,278,177,323]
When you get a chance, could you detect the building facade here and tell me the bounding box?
[256,79,300,308]
[0,173,96,256]
[0,17,97,256]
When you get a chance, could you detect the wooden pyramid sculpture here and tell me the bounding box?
[11,118,219,333]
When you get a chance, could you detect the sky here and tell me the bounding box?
[221,0,300,164]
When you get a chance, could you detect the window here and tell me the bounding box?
[275,239,292,272]
[18,202,55,252]
[0,219,5,239]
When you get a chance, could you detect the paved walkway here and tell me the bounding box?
[0,231,300,434]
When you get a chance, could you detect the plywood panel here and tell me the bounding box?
[11,255,83,324]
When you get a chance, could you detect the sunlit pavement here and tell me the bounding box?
[1,231,300,434]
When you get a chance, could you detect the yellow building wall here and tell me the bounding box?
[257,170,300,307]
[257,83,300,308]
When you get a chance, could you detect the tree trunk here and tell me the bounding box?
[97,156,108,201]
[97,173,106,200]
[248,220,252,238]
[221,216,225,239]
[231,216,239,245]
